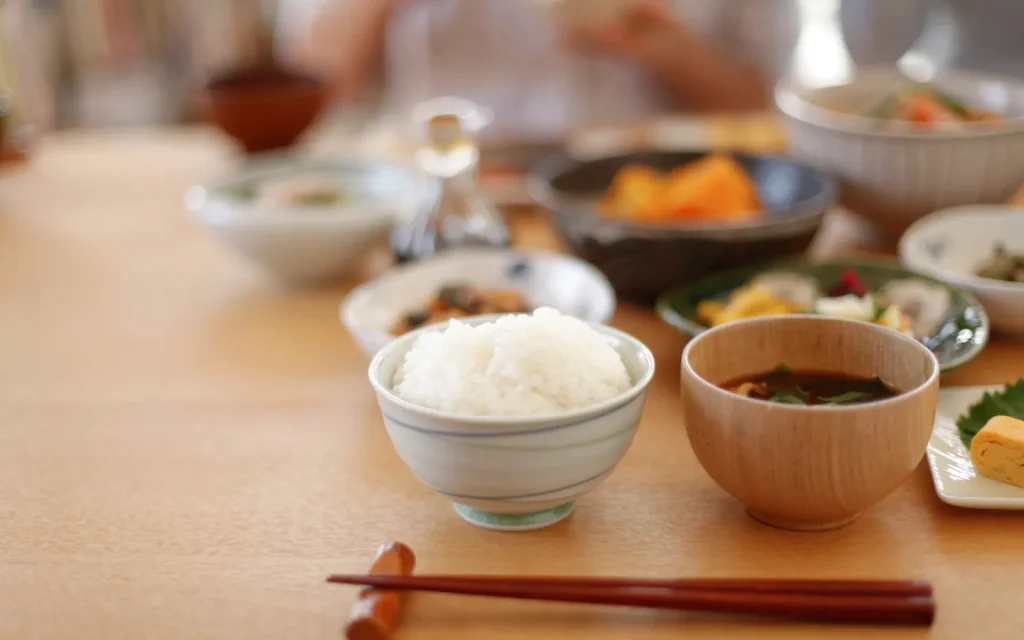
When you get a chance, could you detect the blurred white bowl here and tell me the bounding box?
[341,248,616,358]
[187,156,438,283]
[368,315,654,531]
[900,205,1024,335]
[777,68,1024,235]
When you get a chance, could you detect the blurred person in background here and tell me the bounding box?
[277,0,800,143]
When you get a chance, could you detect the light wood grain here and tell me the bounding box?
[1,128,1023,640]
[681,316,940,530]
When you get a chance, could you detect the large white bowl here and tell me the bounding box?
[900,205,1024,335]
[187,156,438,283]
[777,68,1024,235]
[341,248,616,358]
[368,316,655,531]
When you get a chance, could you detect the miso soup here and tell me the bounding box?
[722,365,899,406]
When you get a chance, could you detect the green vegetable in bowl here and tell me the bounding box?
[224,183,257,200]
[957,379,1024,447]
[292,190,348,206]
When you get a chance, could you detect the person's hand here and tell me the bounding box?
[569,0,695,72]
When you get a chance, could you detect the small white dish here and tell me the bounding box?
[927,385,1024,509]
[187,155,438,283]
[900,205,1024,334]
[367,315,655,530]
[341,248,616,358]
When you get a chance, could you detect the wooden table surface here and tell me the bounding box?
[2,128,1023,640]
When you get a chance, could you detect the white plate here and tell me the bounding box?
[340,248,617,358]
[927,385,1024,509]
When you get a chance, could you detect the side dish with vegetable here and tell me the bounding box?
[390,284,531,335]
[600,154,762,223]
[226,174,350,209]
[696,268,950,341]
[975,243,1024,283]
[866,83,1002,129]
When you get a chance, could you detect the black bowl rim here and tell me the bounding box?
[526,149,837,241]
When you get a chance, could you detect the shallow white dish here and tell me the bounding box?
[368,315,655,531]
[341,248,616,358]
[900,205,1024,335]
[927,385,1024,509]
[187,155,438,283]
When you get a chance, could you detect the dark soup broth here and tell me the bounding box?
[722,365,898,406]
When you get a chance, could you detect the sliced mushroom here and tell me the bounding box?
[749,272,821,311]
[879,279,952,339]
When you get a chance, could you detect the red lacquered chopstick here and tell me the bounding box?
[356,575,931,597]
[325,574,935,626]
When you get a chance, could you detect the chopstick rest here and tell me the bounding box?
[343,541,417,640]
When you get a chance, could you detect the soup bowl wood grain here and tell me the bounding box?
[681,315,940,531]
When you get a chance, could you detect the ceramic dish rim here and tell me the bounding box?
[682,314,940,413]
[927,385,1024,508]
[899,205,1024,296]
[367,314,655,429]
[776,67,1024,140]
[340,247,618,350]
[526,150,836,240]
[656,258,990,373]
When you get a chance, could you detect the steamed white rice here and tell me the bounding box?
[392,307,631,418]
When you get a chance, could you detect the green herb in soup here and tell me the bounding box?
[723,364,899,406]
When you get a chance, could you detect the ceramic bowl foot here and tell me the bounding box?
[453,501,576,531]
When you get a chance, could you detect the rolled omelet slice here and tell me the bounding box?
[970,416,1024,488]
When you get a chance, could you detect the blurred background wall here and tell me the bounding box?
[0,0,279,132]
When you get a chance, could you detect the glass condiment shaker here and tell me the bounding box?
[391,97,509,262]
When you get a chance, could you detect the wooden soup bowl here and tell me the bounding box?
[199,66,330,154]
[681,315,939,531]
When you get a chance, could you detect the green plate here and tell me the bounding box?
[655,259,989,374]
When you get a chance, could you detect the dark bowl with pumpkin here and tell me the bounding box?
[527,150,837,303]
[199,66,330,154]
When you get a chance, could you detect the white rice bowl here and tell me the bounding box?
[392,308,630,418]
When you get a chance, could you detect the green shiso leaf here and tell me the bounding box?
[957,379,1024,448]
